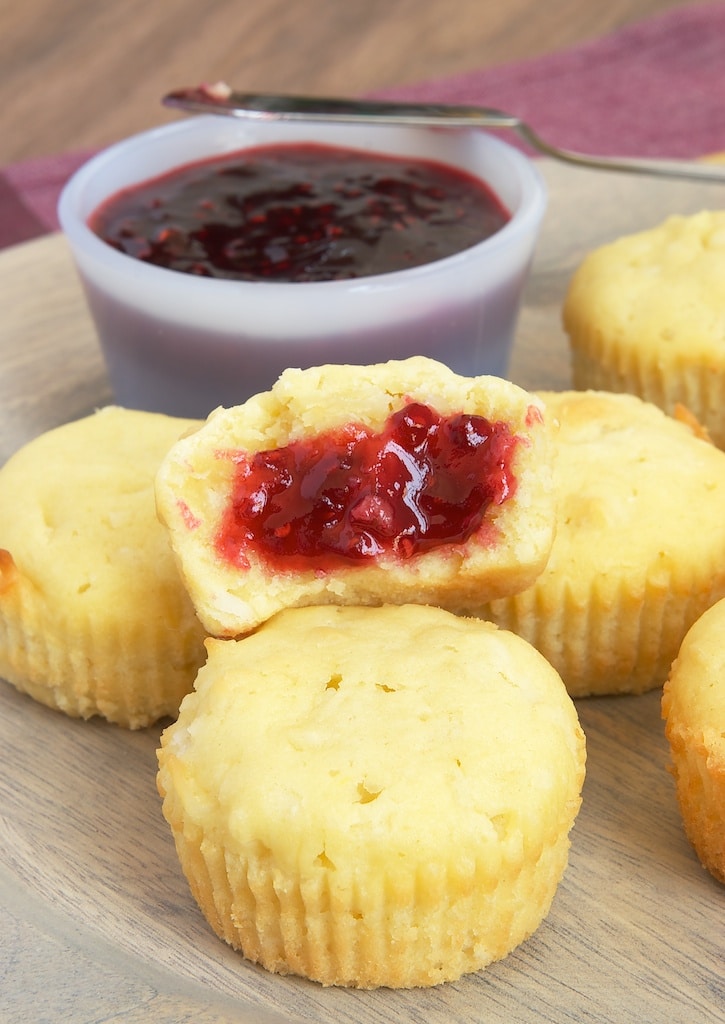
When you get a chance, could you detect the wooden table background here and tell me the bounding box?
[1,3,723,1021]
[2,157,724,1024]
[0,0,705,164]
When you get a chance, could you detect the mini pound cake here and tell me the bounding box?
[563,211,725,448]
[157,603,586,988]
[476,390,725,696]
[0,407,207,728]
[663,599,725,884]
[155,356,555,637]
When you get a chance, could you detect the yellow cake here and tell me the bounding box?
[663,598,725,884]
[563,211,725,448]
[0,406,207,728]
[476,390,725,697]
[157,603,586,988]
[155,356,555,637]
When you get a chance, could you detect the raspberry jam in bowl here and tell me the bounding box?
[58,116,546,418]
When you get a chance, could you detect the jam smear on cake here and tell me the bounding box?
[89,142,510,282]
[215,402,520,570]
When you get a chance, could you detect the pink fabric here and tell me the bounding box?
[375,3,725,160]
[0,148,96,250]
[2,3,724,251]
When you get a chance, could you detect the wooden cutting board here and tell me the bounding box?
[1,159,723,1024]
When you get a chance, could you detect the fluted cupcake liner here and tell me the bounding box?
[0,552,206,728]
[161,804,576,988]
[571,343,725,450]
[483,569,725,698]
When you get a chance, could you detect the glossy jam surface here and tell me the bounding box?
[89,142,510,282]
[216,402,520,571]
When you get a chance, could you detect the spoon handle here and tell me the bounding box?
[163,87,725,185]
[514,122,725,183]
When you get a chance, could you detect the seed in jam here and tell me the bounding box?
[215,402,519,571]
[88,142,510,282]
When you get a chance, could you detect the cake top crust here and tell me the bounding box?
[158,603,585,880]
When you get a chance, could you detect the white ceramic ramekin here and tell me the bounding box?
[59,115,546,417]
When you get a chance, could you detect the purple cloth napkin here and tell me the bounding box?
[375,2,725,160]
[2,2,724,251]
[0,148,96,251]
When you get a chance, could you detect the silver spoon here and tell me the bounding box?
[163,84,725,185]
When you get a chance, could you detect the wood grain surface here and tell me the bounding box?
[0,0,705,163]
[1,158,723,1023]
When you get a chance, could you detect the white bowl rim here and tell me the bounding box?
[57,114,548,296]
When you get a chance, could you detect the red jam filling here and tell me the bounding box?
[88,142,510,282]
[215,402,520,571]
